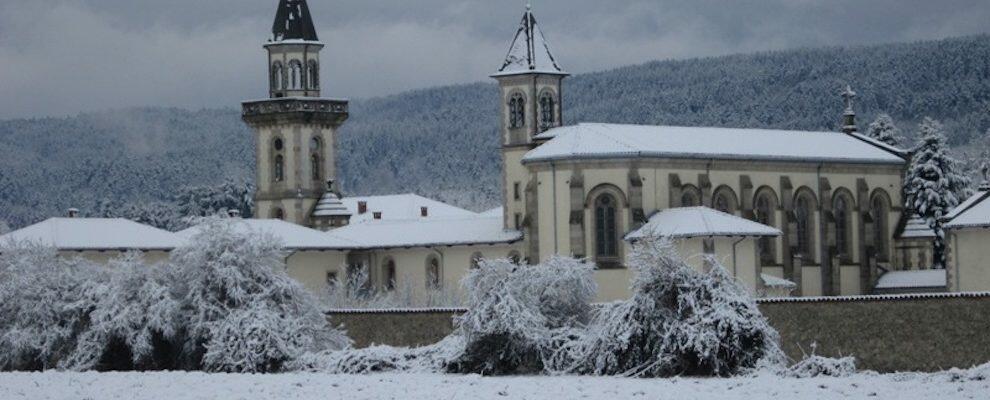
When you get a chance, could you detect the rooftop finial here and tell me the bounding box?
[841,85,858,134]
[526,2,532,11]
[981,159,990,191]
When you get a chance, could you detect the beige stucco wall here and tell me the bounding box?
[345,244,522,301]
[284,250,349,294]
[950,229,990,292]
[528,158,903,297]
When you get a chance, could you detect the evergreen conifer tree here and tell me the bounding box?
[904,118,971,268]
[867,114,904,147]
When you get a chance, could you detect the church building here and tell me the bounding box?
[237,1,915,300]
[7,0,988,301]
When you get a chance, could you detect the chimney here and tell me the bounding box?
[421,207,429,217]
[373,212,383,220]
[358,201,368,214]
[66,208,80,218]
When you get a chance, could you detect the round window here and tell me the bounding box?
[273,138,284,151]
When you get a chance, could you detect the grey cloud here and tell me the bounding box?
[1,0,988,118]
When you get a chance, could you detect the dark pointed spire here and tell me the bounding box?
[493,4,566,77]
[272,0,319,42]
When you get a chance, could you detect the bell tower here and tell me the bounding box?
[242,0,349,226]
[492,5,568,246]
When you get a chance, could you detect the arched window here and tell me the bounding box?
[271,62,284,91]
[712,186,738,214]
[508,251,522,264]
[470,252,484,269]
[595,194,619,260]
[509,93,525,129]
[272,138,285,183]
[680,185,701,207]
[307,60,319,89]
[794,193,816,259]
[754,189,778,264]
[383,259,396,291]
[426,256,442,290]
[272,208,285,220]
[539,91,555,132]
[310,136,322,181]
[834,193,853,259]
[871,192,890,260]
[288,60,303,89]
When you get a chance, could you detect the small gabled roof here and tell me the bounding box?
[177,219,356,251]
[625,207,782,240]
[0,218,182,251]
[492,5,567,77]
[944,187,990,230]
[896,216,937,239]
[272,0,319,42]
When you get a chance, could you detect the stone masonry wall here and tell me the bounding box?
[327,293,990,372]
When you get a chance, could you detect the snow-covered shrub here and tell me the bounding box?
[559,238,784,377]
[785,355,857,378]
[293,335,466,374]
[447,256,596,375]
[63,253,182,371]
[0,244,106,371]
[171,218,351,372]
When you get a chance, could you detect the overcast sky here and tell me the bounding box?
[1,0,989,119]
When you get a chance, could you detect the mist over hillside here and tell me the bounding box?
[1,35,989,229]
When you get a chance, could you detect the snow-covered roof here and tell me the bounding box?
[875,269,947,289]
[491,5,567,77]
[944,188,990,230]
[327,215,523,250]
[625,207,782,240]
[897,217,937,239]
[341,194,476,224]
[480,207,503,217]
[761,274,797,289]
[313,191,351,218]
[177,219,356,251]
[525,123,907,165]
[0,218,182,251]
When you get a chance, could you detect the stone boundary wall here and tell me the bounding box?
[327,292,990,372]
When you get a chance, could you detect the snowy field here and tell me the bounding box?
[1,370,988,400]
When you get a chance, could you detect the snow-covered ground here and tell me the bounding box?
[1,369,988,400]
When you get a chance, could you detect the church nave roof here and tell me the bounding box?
[524,123,907,165]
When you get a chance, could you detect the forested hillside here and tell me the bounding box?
[1,35,989,229]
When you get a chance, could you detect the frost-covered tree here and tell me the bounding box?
[904,118,973,268]
[558,238,784,377]
[174,181,254,221]
[0,244,106,370]
[63,253,182,371]
[447,256,596,375]
[171,218,350,372]
[867,114,904,147]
